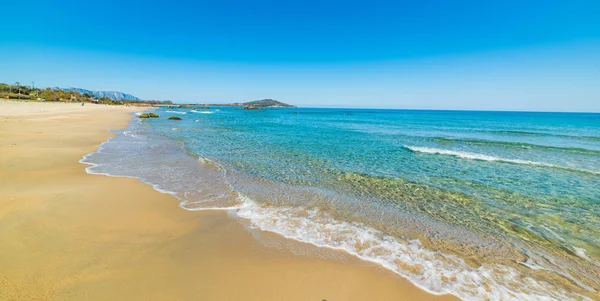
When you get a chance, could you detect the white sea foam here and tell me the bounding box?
[83,164,178,196]
[190,110,214,114]
[232,196,587,301]
[123,130,144,139]
[79,128,591,301]
[404,146,599,175]
[405,145,554,166]
[572,246,600,268]
[573,247,589,260]
[166,110,187,114]
[179,202,241,211]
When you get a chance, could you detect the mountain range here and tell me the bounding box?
[58,87,140,101]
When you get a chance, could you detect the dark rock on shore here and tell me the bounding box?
[139,113,159,118]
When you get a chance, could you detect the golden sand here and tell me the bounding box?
[0,101,458,300]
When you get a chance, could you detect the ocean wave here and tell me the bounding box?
[430,137,600,155]
[80,121,594,301]
[82,141,591,301]
[123,130,144,139]
[80,124,240,210]
[493,130,600,142]
[233,197,587,300]
[166,110,187,114]
[79,139,178,196]
[190,110,214,114]
[404,146,599,175]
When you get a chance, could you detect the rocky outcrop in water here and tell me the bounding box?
[139,113,159,118]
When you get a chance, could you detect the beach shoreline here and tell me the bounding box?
[0,100,456,300]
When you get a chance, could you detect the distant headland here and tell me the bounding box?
[0,82,295,108]
[204,99,296,109]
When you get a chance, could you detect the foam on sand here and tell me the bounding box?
[232,196,588,301]
[79,118,594,301]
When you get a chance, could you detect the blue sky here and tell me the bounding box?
[1,0,599,111]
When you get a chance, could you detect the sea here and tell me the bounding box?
[81,107,599,300]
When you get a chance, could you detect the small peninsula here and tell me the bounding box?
[238,99,296,108]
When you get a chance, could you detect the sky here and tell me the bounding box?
[1,0,599,111]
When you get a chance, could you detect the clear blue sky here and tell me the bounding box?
[2,0,599,111]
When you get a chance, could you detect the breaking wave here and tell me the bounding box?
[233,198,588,300]
[404,146,599,175]
[166,110,187,114]
[78,122,591,300]
[491,130,600,142]
[429,137,600,155]
[190,110,214,114]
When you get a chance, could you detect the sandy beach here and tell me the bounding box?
[0,100,457,300]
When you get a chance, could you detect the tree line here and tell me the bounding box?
[0,82,172,105]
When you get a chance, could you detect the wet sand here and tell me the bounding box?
[0,100,458,300]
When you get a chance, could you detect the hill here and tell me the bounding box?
[59,87,140,101]
[241,99,295,108]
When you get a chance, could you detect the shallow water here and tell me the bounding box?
[82,108,599,300]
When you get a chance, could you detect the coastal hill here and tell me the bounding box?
[59,87,140,101]
[238,99,295,108]
[194,99,296,109]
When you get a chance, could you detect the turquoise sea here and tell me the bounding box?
[82,108,599,300]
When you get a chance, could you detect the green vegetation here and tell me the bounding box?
[241,99,295,108]
[1,82,295,108]
[0,82,172,106]
[1,82,106,103]
[201,99,295,108]
[168,116,182,120]
[139,113,159,118]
